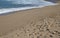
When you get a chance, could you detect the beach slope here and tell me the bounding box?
[0,3,60,38]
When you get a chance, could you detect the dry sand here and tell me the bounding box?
[0,2,60,38]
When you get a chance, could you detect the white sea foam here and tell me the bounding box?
[6,0,44,4]
[0,1,58,14]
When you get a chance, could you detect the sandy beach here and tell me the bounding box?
[0,2,60,38]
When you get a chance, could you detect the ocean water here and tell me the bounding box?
[0,0,57,14]
[0,0,36,8]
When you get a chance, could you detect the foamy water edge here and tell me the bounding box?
[0,1,58,14]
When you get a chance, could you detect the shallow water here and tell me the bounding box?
[0,0,56,14]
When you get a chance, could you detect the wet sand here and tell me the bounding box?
[0,2,60,38]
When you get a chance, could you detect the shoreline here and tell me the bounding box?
[0,1,57,15]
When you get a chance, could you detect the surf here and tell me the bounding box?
[0,0,57,14]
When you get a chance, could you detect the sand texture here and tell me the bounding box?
[0,2,60,38]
